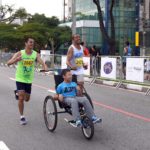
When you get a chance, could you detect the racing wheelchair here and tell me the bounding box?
[41,69,95,140]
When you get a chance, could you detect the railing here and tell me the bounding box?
[0,52,150,96]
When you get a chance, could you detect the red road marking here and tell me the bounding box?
[9,77,150,123]
[93,100,150,123]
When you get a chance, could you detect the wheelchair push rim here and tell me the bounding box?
[81,116,94,140]
[43,96,58,132]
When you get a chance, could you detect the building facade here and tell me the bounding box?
[139,0,150,55]
[63,0,140,55]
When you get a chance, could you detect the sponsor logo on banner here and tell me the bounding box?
[103,62,113,74]
[101,58,117,79]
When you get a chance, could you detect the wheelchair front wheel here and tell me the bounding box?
[81,116,94,140]
[43,96,58,132]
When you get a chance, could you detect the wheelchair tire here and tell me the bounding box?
[83,93,94,109]
[43,96,58,132]
[81,116,94,140]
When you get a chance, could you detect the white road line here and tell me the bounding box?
[9,77,15,81]
[48,89,56,94]
[0,141,10,150]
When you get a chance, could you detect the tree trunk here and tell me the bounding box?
[49,38,55,68]
[93,0,116,55]
[109,0,116,55]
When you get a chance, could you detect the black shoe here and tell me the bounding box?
[14,90,18,100]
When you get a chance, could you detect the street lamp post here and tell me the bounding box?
[63,0,66,23]
[72,0,76,35]
[143,31,146,56]
[142,0,146,56]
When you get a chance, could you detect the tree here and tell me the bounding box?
[28,14,59,27]
[17,23,49,50]
[0,22,72,52]
[93,0,116,55]
[46,26,72,54]
[0,5,29,24]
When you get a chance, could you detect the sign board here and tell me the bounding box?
[40,50,51,63]
[126,58,144,82]
[101,57,117,79]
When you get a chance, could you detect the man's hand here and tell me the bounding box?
[83,63,88,70]
[71,66,77,70]
[37,53,47,70]
[7,52,22,66]
[15,53,22,62]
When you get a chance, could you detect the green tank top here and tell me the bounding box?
[16,50,37,83]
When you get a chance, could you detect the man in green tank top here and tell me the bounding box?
[7,37,47,125]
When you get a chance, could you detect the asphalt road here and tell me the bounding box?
[0,67,150,150]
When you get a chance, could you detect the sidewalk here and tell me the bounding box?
[87,77,150,95]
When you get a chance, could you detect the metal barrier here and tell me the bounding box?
[90,56,123,89]
[1,52,150,96]
[40,54,65,69]
[89,55,150,96]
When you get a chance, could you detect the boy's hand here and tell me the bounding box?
[59,94,64,102]
[53,94,59,100]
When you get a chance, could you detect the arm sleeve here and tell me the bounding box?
[56,85,62,94]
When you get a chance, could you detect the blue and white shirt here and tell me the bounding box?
[56,82,77,97]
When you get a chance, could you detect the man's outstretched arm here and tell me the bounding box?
[7,52,22,66]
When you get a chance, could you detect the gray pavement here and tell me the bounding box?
[0,67,150,150]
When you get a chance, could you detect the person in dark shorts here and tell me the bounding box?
[7,36,47,125]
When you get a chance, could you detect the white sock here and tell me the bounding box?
[20,116,25,119]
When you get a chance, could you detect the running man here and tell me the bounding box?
[7,36,47,125]
[66,34,87,95]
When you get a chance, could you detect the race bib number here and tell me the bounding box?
[22,59,34,75]
[23,60,34,67]
[75,58,83,67]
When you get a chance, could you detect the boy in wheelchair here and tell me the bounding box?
[54,69,102,127]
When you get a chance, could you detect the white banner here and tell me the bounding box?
[61,56,67,69]
[126,58,144,82]
[40,50,51,63]
[101,57,117,79]
[61,56,90,76]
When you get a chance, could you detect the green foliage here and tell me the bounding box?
[0,5,72,53]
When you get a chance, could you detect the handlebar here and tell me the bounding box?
[39,68,77,73]
[39,69,54,72]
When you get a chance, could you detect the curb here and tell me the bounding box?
[94,79,150,93]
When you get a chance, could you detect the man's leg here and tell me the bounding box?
[24,83,32,102]
[16,82,30,125]
[18,90,26,116]
[24,93,30,102]
[64,97,80,121]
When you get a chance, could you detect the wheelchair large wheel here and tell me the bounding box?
[83,93,94,109]
[81,116,94,140]
[43,96,58,132]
